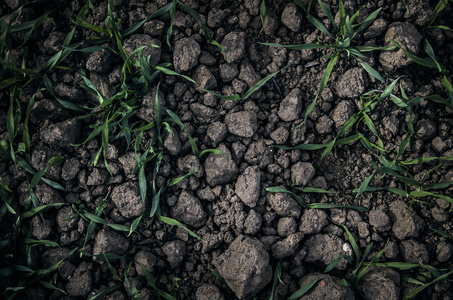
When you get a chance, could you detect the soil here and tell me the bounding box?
[1,0,453,299]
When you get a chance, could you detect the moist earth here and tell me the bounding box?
[1,0,453,299]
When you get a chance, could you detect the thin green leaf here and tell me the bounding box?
[89,283,123,300]
[390,39,438,69]
[20,203,66,219]
[198,149,223,158]
[269,260,281,300]
[139,165,147,202]
[22,238,60,248]
[307,14,332,38]
[359,61,385,83]
[308,203,369,212]
[259,42,327,50]
[402,271,453,300]
[158,216,201,240]
[354,8,382,37]
[128,215,143,237]
[287,278,325,300]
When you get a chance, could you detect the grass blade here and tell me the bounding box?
[259,42,327,50]
[307,14,332,38]
[358,61,385,83]
[158,216,201,240]
[139,165,147,202]
[287,277,325,300]
[390,40,438,69]
[297,52,338,129]
[402,271,453,300]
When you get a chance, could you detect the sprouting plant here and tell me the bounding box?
[265,185,368,212]
[204,60,292,102]
[262,0,395,127]
[370,261,453,300]
[286,277,326,300]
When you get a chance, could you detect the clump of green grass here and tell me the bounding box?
[262,0,395,128]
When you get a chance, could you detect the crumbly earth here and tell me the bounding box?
[1,0,453,299]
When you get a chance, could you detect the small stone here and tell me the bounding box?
[86,49,114,73]
[238,60,260,88]
[369,209,392,232]
[177,155,203,178]
[358,222,370,238]
[267,192,302,218]
[93,229,129,257]
[415,119,437,140]
[357,266,400,300]
[163,126,182,156]
[263,11,280,36]
[436,241,453,263]
[162,240,186,269]
[219,63,239,82]
[379,22,423,73]
[66,262,92,297]
[244,209,263,235]
[87,168,109,186]
[235,165,261,207]
[225,111,258,138]
[207,8,226,28]
[400,239,430,264]
[41,119,81,147]
[134,250,156,276]
[316,115,334,135]
[173,37,201,72]
[271,232,304,259]
[221,32,246,64]
[278,88,303,122]
[299,209,329,235]
[194,65,217,90]
[270,126,289,144]
[207,122,228,145]
[196,284,225,300]
[111,182,146,219]
[336,68,369,98]
[190,103,219,123]
[432,206,449,222]
[363,18,388,39]
[277,217,297,237]
[170,191,207,228]
[291,161,315,186]
[244,0,260,15]
[303,234,351,270]
[212,235,272,299]
[204,144,239,186]
[136,86,165,123]
[57,206,78,232]
[331,100,355,129]
[281,3,303,32]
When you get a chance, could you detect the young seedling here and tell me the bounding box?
[265,186,368,212]
[262,0,395,127]
[324,220,388,288]
[204,61,292,102]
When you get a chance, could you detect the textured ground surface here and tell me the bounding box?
[1,0,453,299]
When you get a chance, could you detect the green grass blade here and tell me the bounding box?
[89,283,123,300]
[259,42,327,50]
[399,156,453,165]
[202,89,241,100]
[128,215,142,237]
[122,3,173,37]
[402,271,453,300]
[390,39,438,69]
[297,52,338,129]
[354,8,382,37]
[22,238,60,248]
[426,0,448,27]
[259,0,266,34]
[423,39,441,72]
[155,66,196,83]
[307,14,333,38]
[440,74,453,107]
[242,61,292,101]
[266,186,306,207]
[431,227,453,240]
[167,169,196,186]
[159,216,201,240]
[198,149,223,158]
[20,203,66,219]
[308,203,369,212]
[43,75,83,111]
[270,143,326,150]
[358,61,385,83]
[269,260,281,300]
[177,0,212,41]
[355,45,396,52]
[139,165,147,202]
[324,255,352,273]
[287,277,325,300]
[319,0,339,33]
[294,187,337,194]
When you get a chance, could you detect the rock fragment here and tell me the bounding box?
[170,191,207,228]
[235,165,261,207]
[225,111,258,138]
[298,273,355,299]
[281,3,303,32]
[357,266,400,300]
[267,192,302,218]
[41,119,81,147]
[221,32,246,64]
[93,229,129,256]
[278,88,303,122]
[212,235,272,299]
[204,144,239,186]
[173,37,201,72]
[111,182,146,219]
[336,68,369,98]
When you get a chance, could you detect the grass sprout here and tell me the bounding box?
[262,0,395,127]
